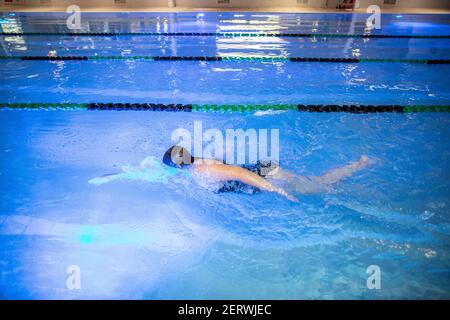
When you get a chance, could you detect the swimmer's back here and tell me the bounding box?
[194,160,278,194]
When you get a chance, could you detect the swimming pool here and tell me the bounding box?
[0,12,449,299]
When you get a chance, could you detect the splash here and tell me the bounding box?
[88,156,185,186]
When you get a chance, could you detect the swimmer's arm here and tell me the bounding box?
[195,163,299,202]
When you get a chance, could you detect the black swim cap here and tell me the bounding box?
[163,145,194,168]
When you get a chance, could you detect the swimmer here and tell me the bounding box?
[89,146,371,203]
[162,145,372,202]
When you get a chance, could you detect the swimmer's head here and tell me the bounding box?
[163,145,194,169]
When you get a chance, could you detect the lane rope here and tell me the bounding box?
[1,32,449,39]
[0,55,449,64]
[1,103,449,113]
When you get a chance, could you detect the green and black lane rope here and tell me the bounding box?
[0,55,449,64]
[1,103,449,113]
[1,32,449,39]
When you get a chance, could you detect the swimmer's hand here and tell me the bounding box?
[287,195,300,203]
[270,184,299,202]
[88,173,120,186]
[280,190,299,203]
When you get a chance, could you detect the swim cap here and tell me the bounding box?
[162,145,194,168]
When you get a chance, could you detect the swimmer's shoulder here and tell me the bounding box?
[193,158,224,165]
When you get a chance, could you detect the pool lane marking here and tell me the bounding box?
[1,32,449,39]
[1,56,449,64]
[1,103,449,113]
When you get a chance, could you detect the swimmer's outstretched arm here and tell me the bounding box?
[194,163,299,202]
[88,172,123,185]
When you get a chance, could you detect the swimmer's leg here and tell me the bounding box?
[315,155,371,185]
[267,156,372,194]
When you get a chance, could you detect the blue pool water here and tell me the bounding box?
[0,12,450,299]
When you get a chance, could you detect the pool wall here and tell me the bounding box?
[1,0,450,11]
